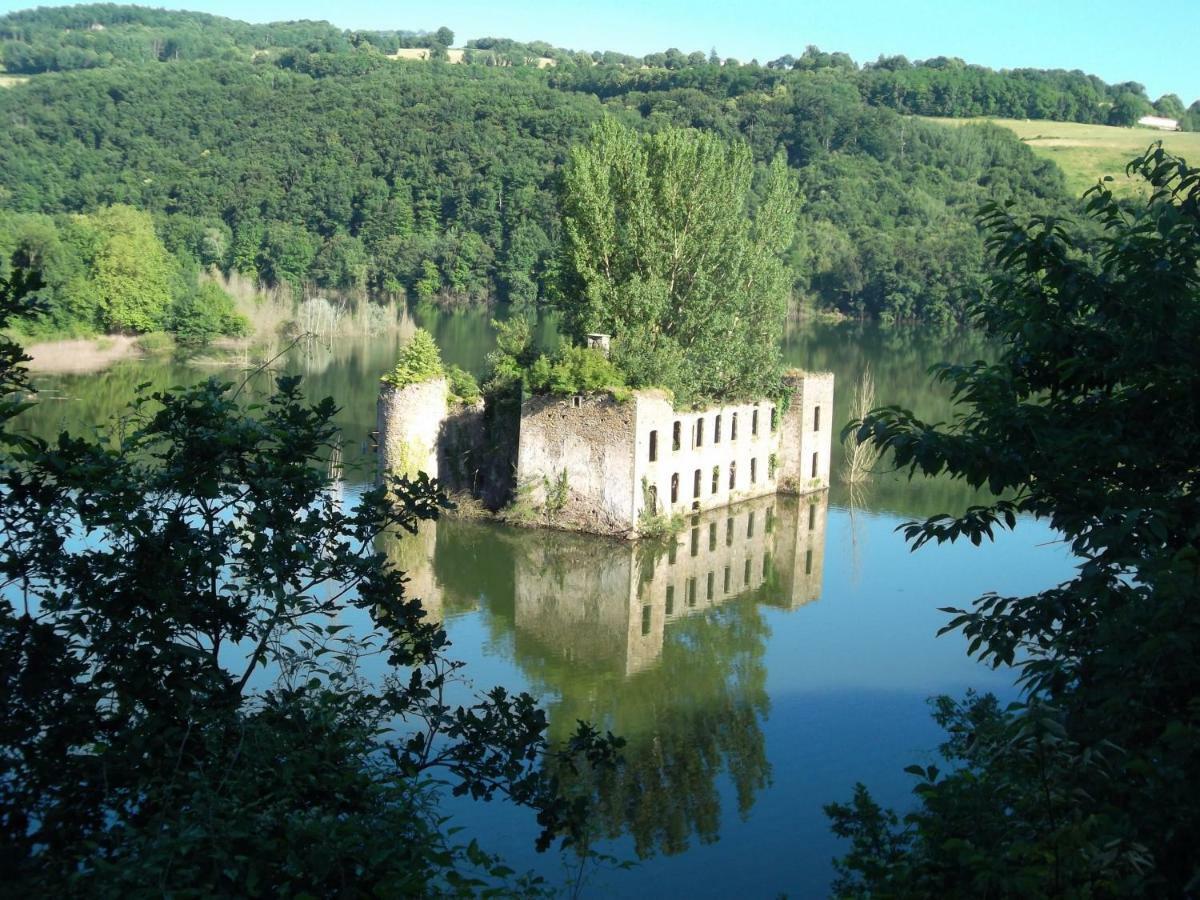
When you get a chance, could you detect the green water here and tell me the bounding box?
[17,309,1072,897]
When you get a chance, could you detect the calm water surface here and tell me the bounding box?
[18,309,1075,898]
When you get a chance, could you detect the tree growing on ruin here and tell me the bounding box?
[557,118,797,404]
[382,327,444,388]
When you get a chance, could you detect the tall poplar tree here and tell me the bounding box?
[558,118,797,403]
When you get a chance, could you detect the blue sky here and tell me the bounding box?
[3,0,1196,102]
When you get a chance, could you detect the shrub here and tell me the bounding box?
[383,328,444,388]
[526,345,626,396]
[170,282,250,345]
[446,364,481,404]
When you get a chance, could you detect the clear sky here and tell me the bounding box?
[2,0,1196,103]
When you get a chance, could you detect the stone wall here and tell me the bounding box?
[632,392,782,525]
[377,377,448,481]
[778,371,835,495]
[437,399,487,494]
[515,392,639,536]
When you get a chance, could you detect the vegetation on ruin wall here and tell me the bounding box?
[556,119,794,405]
[0,4,1093,325]
[382,328,481,404]
[827,148,1200,896]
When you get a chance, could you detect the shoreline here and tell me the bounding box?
[22,335,144,374]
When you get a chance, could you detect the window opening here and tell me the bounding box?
[649,430,658,462]
[670,473,679,504]
[672,421,681,451]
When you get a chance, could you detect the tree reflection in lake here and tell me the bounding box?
[382,493,828,860]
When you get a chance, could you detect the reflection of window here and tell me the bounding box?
[649,430,658,461]
[723,566,731,594]
[647,484,658,515]
[714,414,722,443]
[666,584,675,614]
[668,540,677,565]
[811,452,819,478]
[707,571,715,600]
[709,522,717,551]
[805,549,813,575]
[747,511,755,539]
[687,577,697,607]
[770,407,778,432]
[766,505,775,533]
[671,473,679,504]
[726,516,734,547]
[690,527,699,557]
[814,405,821,432]
[808,503,816,531]
[641,604,651,636]
[744,558,752,586]
[752,408,759,435]
[762,553,771,578]
[672,421,681,451]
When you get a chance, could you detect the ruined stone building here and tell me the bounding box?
[377,353,833,539]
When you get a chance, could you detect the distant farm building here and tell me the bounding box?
[1138,115,1179,131]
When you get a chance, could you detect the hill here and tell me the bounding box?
[926,117,1200,198]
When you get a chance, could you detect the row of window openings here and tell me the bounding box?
[653,452,818,508]
[640,545,815,634]
[663,510,770,566]
[660,501,820,566]
[648,406,820,462]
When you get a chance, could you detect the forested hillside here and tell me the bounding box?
[0,3,1166,332]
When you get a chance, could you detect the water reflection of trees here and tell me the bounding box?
[379,495,830,859]
[411,495,825,859]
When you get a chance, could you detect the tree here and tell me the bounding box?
[0,275,620,891]
[557,118,797,403]
[383,327,444,387]
[828,147,1200,895]
[83,205,176,332]
[434,26,454,47]
[1152,92,1185,120]
[1108,89,1152,126]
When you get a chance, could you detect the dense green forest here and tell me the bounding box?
[0,3,1185,333]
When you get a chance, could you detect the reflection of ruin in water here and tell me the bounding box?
[381,491,828,675]
[512,491,828,677]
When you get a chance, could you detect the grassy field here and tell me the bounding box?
[926,116,1200,199]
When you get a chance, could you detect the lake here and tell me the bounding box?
[18,307,1075,897]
